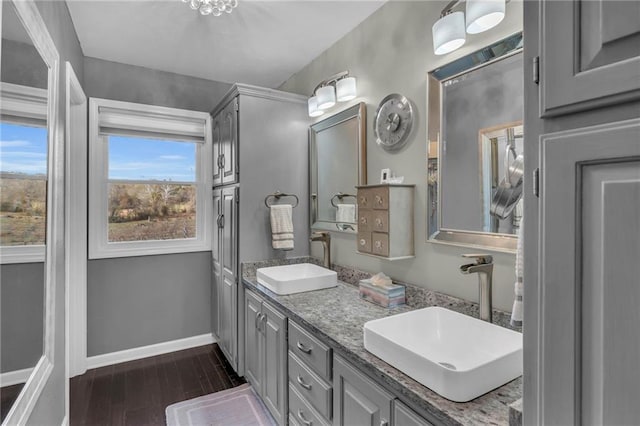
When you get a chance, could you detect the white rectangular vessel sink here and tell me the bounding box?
[256,263,337,295]
[364,306,522,402]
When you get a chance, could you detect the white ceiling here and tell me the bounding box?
[65,0,386,88]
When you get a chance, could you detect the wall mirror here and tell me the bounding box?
[0,1,60,423]
[310,102,366,234]
[427,33,523,252]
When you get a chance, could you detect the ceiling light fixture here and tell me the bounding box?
[182,0,238,16]
[307,71,357,118]
[432,0,506,55]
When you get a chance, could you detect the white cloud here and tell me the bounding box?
[0,151,47,159]
[0,140,31,148]
[158,155,186,160]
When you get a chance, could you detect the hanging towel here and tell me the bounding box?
[511,217,524,327]
[336,204,356,224]
[270,204,294,251]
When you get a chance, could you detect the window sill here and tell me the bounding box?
[88,239,211,260]
[0,245,45,264]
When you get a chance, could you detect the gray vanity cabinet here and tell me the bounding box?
[211,188,222,339]
[393,401,434,426]
[212,96,238,186]
[244,289,288,426]
[333,355,394,426]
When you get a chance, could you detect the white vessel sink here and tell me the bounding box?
[364,306,522,402]
[256,263,337,295]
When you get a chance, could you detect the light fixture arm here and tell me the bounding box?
[440,0,511,18]
[311,70,351,96]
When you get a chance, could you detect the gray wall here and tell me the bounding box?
[280,0,523,311]
[84,56,231,112]
[0,263,44,373]
[441,53,523,231]
[87,252,212,356]
[0,39,47,88]
[82,58,232,355]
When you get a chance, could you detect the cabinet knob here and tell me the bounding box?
[360,196,367,205]
[375,218,383,227]
[360,239,366,246]
[375,240,382,249]
[360,217,367,225]
[375,195,383,205]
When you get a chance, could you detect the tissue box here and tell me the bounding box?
[358,278,405,308]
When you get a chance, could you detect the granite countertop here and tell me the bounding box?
[242,258,522,426]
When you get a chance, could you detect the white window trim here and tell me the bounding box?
[88,98,212,259]
[0,82,48,264]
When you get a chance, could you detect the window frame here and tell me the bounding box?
[0,82,48,264]
[88,98,212,259]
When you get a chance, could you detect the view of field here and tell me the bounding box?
[0,174,47,246]
[107,183,196,242]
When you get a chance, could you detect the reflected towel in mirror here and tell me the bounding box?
[270,204,294,250]
[510,217,524,326]
[336,204,356,223]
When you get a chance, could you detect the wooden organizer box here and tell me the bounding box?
[355,184,415,260]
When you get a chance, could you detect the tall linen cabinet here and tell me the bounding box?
[210,84,309,375]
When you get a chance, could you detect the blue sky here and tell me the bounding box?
[108,135,196,182]
[0,122,48,175]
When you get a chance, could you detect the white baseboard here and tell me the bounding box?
[0,367,34,387]
[61,415,68,426]
[86,333,215,370]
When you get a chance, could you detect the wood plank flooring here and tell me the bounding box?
[70,344,245,426]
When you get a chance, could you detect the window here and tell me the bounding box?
[0,83,48,264]
[89,98,211,258]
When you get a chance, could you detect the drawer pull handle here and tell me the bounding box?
[297,409,312,426]
[360,239,366,246]
[296,341,312,354]
[296,375,312,390]
[375,195,383,205]
[360,217,367,224]
[376,218,383,227]
[375,240,382,249]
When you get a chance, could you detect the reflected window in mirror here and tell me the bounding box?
[427,33,523,252]
[310,103,366,234]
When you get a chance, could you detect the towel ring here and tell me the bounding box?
[330,192,356,208]
[265,191,299,208]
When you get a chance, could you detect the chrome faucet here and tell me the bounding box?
[310,231,331,269]
[460,254,494,322]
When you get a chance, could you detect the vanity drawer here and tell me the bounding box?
[371,232,390,257]
[358,210,372,233]
[357,188,374,209]
[288,321,332,381]
[289,352,332,419]
[289,383,330,426]
[357,232,372,253]
[372,210,389,233]
[371,187,389,210]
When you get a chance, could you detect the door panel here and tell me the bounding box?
[219,186,238,368]
[212,118,222,186]
[539,119,640,424]
[540,0,640,116]
[262,301,287,426]
[211,189,221,339]
[581,161,640,425]
[221,97,238,185]
[244,290,263,393]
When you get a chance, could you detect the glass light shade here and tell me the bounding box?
[308,96,324,117]
[432,11,466,55]
[336,77,357,102]
[200,2,213,15]
[316,86,336,110]
[189,0,200,10]
[466,0,505,34]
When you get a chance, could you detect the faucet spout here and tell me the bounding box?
[460,254,493,322]
[310,231,331,269]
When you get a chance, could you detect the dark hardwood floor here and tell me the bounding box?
[1,383,24,422]
[70,343,245,426]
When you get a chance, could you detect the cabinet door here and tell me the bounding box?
[219,186,238,368]
[212,116,222,186]
[262,301,287,426]
[244,290,263,393]
[540,0,640,116]
[537,120,640,424]
[211,189,222,339]
[393,401,433,426]
[220,97,238,185]
[333,355,393,426]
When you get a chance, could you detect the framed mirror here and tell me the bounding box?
[310,103,366,233]
[0,1,60,423]
[427,33,523,252]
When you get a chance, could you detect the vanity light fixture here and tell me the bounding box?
[432,0,506,55]
[181,0,238,16]
[307,71,357,117]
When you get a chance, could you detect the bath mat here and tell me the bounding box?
[165,383,276,426]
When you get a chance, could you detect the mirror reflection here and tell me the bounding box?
[0,3,49,420]
[428,33,523,251]
[310,103,366,233]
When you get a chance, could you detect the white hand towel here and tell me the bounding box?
[511,217,524,327]
[336,204,356,223]
[270,205,294,251]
